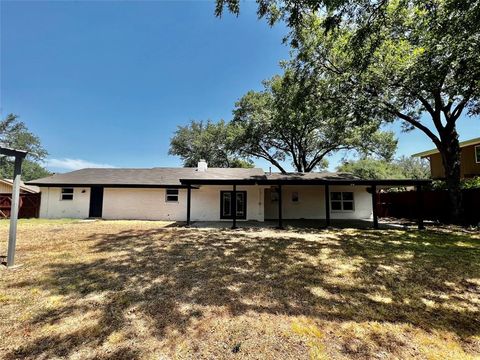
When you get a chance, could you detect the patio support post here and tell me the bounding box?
[186,184,191,226]
[371,184,379,229]
[7,155,23,267]
[231,184,237,229]
[416,184,425,230]
[324,184,330,228]
[277,184,283,229]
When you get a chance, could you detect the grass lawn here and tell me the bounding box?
[0,219,479,359]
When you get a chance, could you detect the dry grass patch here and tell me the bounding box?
[0,219,479,359]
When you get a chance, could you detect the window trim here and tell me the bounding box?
[475,145,480,164]
[60,187,74,201]
[330,191,355,212]
[165,188,179,203]
[270,187,279,202]
[291,191,299,203]
[220,191,247,220]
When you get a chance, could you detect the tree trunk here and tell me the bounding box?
[440,132,463,223]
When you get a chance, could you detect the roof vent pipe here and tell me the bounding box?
[197,159,208,172]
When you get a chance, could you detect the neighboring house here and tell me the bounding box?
[413,137,480,179]
[28,161,428,227]
[0,178,40,194]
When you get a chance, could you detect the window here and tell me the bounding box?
[331,192,354,211]
[61,188,74,200]
[220,191,247,219]
[165,189,179,202]
[270,188,279,202]
[291,191,299,202]
[475,145,480,163]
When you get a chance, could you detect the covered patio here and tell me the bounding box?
[180,174,431,230]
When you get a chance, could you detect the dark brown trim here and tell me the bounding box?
[0,147,27,158]
[232,185,237,229]
[277,185,283,229]
[186,185,191,226]
[325,184,330,227]
[371,185,378,229]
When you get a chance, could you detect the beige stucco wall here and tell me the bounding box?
[39,187,91,218]
[264,185,372,220]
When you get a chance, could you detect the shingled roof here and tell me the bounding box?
[28,167,430,187]
[28,167,266,187]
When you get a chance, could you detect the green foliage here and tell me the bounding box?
[432,176,480,190]
[0,159,51,182]
[394,156,431,180]
[169,119,253,168]
[231,67,397,173]
[0,114,47,160]
[462,177,480,189]
[338,158,402,179]
[337,156,430,180]
[217,0,479,219]
[0,114,50,181]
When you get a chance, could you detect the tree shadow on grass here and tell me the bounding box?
[6,227,480,359]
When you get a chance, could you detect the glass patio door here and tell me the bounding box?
[220,191,246,219]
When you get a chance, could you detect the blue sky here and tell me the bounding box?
[1,1,478,173]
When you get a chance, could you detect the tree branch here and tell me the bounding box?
[383,102,441,148]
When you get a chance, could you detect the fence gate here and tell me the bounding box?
[0,193,41,219]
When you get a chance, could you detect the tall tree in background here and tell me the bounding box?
[293,3,479,220]
[170,69,397,173]
[217,0,480,221]
[0,114,51,181]
[169,119,253,168]
[338,156,430,180]
[231,68,397,173]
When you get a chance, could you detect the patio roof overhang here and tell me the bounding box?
[179,178,432,186]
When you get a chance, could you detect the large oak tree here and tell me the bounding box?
[216,0,480,221]
[230,68,397,173]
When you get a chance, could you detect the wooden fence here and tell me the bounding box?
[0,193,41,219]
[378,188,480,224]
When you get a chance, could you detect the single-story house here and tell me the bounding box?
[28,161,429,229]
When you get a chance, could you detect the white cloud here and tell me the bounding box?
[46,158,116,171]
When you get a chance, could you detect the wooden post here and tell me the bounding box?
[325,184,330,228]
[416,184,425,230]
[231,184,237,229]
[371,184,379,229]
[186,185,191,226]
[7,156,23,267]
[277,185,283,229]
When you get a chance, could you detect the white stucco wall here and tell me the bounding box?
[40,185,265,221]
[264,185,372,220]
[38,184,371,221]
[190,185,265,221]
[102,188,187,221]
[39,187,91,219]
